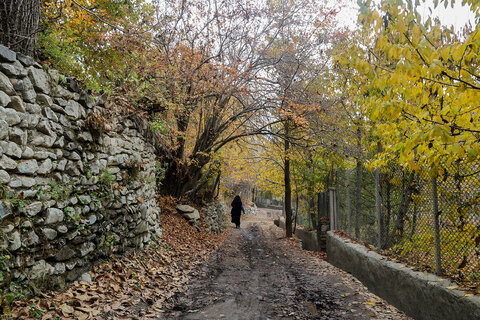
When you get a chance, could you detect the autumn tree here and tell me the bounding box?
[140,0,341,201]
[339,0,480,174]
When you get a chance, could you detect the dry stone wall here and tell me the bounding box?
[0,45,161,289]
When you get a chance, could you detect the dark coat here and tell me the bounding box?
[231,195,244,225]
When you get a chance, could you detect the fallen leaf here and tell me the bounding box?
[60,304,75,314]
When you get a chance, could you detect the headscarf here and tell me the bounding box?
[231,195,242,207]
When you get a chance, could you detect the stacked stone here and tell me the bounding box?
[244,203,258,216]
[202,202,228,234]
[0,45,161,289]
[176,204,201,231]
[317,219,330,251]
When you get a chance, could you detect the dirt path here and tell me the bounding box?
[164,212,411,320]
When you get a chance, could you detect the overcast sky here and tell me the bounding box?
[337,0,477,31]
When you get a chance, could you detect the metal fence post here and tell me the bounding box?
[375,167,383,249]
[329,187,337,230]
[431,176,442,276]
[346,169,351,236]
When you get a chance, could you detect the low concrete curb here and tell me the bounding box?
[273,219,322,251]
[327,231,480,320]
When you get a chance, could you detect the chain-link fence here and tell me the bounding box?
[335,163,480,291]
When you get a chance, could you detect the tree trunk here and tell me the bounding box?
[393,171,415,243]
[0,0,41,56]
[284,121,293,238]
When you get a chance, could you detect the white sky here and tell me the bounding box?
[337,0,477,31]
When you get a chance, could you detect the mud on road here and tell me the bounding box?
[164,215,411,320]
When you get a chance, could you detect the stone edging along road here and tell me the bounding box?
[327,231,480,320]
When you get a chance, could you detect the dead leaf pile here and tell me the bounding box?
[7,201,228,319]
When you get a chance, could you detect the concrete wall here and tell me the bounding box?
[0,45,161,290]
[274,218,327,252]
[327,231,480,320]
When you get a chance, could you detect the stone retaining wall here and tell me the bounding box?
[0,45,161,290]
[327,231,480,320]
[203,202,228,234]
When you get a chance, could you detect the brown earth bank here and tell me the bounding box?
[163,212,411,320]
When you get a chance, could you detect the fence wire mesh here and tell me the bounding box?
[336,163,480,291]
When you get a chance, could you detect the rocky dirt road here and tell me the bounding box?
[164,212,411,320]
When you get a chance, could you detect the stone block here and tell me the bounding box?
[26,230,39,246]
[5,141,22,158]
[7,96,25,112]
[57,225,68,233]
[0,201,12,220]
[25,201,42,216]
[16,53,35,67]
[38,158,53,174]
[37,94,53,107]
[22,147,34,158]
[78,242,95,257]
[37,119,53,135]
[55,245,76,261]
[65,100,84,119]
[0,71,14,95]
[0,91,10,107]
[134,221,149,235]
[78,272,92,282]
[8,128,27,146]
[10,78,23,92]
[25,102,41,114]
[176,204,196,214]
[77,132,93,142]
[21,176,35,187]
[0,170,10,184]
[5,108,20,125]
[17,159,38,174]
[45,208,64,224]
[21,77,36,103]
[0,45,16,62]
[0,155,17,170]
[8,177,22,188]
[0,63,22,77]
[29,260,55,279]
[28,67,50,94]
[0,120,7,140]
[56,159,67,172]
[42,228,58,240]
[9,231,21,251]
[42,106,58,122]
[53,136,65,148]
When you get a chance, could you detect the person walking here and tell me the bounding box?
[231,195,245,228]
